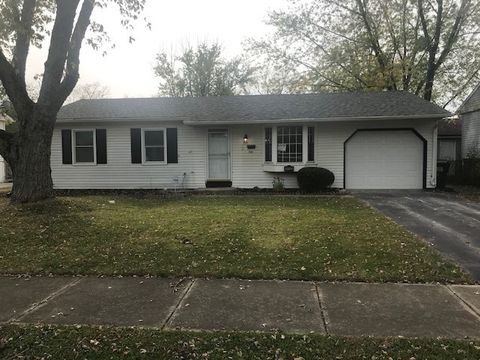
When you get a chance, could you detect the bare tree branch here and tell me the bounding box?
[12,0,37,81]
[38,0,81,108]
[418,0,430,41]
[356,0,397,89]
[57,0,95,106]
[443,66,479,108]
[435,0,471,70]
[0,47,34,122]
[328,0,362,16]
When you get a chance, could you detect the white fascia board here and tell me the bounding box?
[56,113,449,125]
[182,114,450,125]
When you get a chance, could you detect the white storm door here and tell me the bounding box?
[208,130,230,180]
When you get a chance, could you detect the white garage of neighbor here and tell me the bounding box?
[345,130,425,189]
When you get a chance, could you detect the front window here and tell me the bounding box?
[143,129,165,162]
[74,130,95,163]
[438,139,457,161]
[277,126,303,162]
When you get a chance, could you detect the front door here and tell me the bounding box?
[208,130,230,180]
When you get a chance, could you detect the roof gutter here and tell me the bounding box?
[182,113,450,125]
[56,116,188,123]
[457,108,480,116]
[56,113,450,124]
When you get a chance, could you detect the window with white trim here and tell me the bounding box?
[74,130,95,163]
[143,129,166,162]
[277,126,303,163]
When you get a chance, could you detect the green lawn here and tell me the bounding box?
[0,195,470,283]
[1,325,479,359]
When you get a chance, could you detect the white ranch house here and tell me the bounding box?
[53,92,449,190]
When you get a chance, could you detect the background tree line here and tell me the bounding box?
[154,0,480,109]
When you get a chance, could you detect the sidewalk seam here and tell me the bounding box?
[161,278,195,330]
[10,278,83,323]
[445,285,480,320]
[315,283,329,335]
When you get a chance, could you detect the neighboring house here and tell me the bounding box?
[458,83,480,157]
[437,118,462,162]
[53,91,449,190]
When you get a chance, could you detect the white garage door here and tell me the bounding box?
[345,130,424,189]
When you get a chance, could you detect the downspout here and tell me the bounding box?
[431,120,438,187]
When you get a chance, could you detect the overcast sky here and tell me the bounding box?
[26,0,287,98]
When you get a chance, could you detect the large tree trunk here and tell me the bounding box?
[10,108,56,203]
[423,67,435,101]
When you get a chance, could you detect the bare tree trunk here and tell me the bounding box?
[10,107,55,203]
[423,64,436,101]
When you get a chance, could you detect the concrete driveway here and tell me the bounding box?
[355,191,480,281]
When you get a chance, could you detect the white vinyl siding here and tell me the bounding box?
[52,122,207,189]
[230,119,435,189]
[51,118,437,189]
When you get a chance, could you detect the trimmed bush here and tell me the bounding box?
[297,167,335,192]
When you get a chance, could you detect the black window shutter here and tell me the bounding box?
[265,128,272,162]
[96,129,107,164]
[308,127,315,162]
[166,128,178,164]
[61,129,72,164]
[131,128,142,164]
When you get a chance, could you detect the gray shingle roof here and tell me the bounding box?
[57,91,450,123]
[438,118,461,136]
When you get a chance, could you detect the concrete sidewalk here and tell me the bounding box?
[1,276,480,339]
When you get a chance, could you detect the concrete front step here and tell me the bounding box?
[1,276,479,338]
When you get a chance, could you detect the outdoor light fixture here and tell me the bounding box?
[243,134,249,144]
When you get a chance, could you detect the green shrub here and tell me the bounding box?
[297,167,335,192]
[272,177,285,192]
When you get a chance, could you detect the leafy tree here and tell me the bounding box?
[247,0,480,106]
[154,43,255,97]
[0,0,145,202]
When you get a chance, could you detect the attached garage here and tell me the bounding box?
[345,129,426,189]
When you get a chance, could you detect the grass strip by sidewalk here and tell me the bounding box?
[0,195,471,283]
[1,325,479,359]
